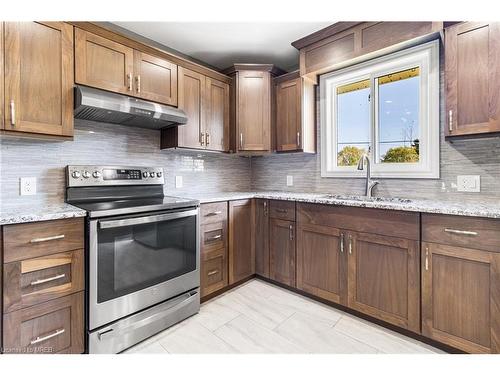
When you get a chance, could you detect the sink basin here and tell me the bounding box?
[321,194,413,204]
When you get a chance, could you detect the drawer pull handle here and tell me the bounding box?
[276,209,288,214]
[206,211,222,216]
[208,234,222,240]
[207,270,219,276]
[30,273,66,286]
[425,247,429,271]
[30,234,65,243]
[30,328,65,345]
[348,234,353,255]
[340,233,344,253]
[444,228,478,236]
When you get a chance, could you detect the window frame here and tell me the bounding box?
[320,40,440,179]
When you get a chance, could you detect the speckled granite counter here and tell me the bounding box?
[180,191,500,219]
[0,203,87,225]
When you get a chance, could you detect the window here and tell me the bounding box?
[320,41,439,178]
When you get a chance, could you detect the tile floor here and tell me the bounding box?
[124,279,444,354]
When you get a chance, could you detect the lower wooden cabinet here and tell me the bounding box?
[254,199,270,278]
[228,199,254,284]
[201,248,228,297]
[296,223,347,305]
[3,292,84,354]
[347,232,420,333]
[269,218,296,287]
[422,242,500,353]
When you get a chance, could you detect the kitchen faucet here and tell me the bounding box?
[357,154,379,198]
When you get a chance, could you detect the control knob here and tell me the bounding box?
[149,172,156,178]
[71,171,81,179]
[92,171,101,178]
[142,172,148,178]
[156,171,162,177]
[82,171,91,179]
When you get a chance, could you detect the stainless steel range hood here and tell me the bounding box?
[74,85,188,130]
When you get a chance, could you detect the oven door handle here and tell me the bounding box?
[98,209,198,229]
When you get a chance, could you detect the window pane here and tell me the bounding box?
[336,79,370,166]
[377,67,420,163]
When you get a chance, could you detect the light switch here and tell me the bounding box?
[286,175,293,187]
[20,177,37,196]
[457,175,480,192]
[175,175,183,189]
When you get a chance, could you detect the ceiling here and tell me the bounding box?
[112,22,333,71]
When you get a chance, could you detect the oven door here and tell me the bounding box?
[88,207,199,330]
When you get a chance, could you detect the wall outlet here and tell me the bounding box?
[20,177,37,196]
[175,175,183,189]
[286,175,294,187]
[457,175,480,192]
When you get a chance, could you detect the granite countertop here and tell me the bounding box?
[0,202,87,225]
[180,191,500,219]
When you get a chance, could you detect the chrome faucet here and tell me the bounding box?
[357,154,379,198]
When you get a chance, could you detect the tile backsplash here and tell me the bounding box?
[0,119,252,210]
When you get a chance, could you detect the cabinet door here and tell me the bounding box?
[75,28,134,96]
[348,232,420,332]
[296,223,347,305]
[134,51,177,106]
[446,22,500,136]
[422,242,500,353]
[254,199,270,278]
[228,199,255,284]
[177,66,206,149]
[1,22,4,130]
[201,248,228,298]
[4,22,73,136]
[276,77,301,151]
[237,71,271,151]
[270,219,296,287]
[205,77,230,151]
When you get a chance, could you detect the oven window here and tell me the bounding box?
[97,213,197,303]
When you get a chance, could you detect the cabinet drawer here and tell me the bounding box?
[269,200,296,221]
[3,249,84,313]
[3,292,84,354]
[200,202,228,225]
[3,218,84,263]
[422,214,500,253]
[201,221,227,253]
[201,250,228,297]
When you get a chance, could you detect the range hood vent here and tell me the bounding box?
[74,85,188,130]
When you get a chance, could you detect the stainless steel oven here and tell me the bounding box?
[66,165,200,353]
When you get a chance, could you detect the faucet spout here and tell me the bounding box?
[357,154,379,198]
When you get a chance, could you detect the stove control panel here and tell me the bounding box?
[67,165,165,187]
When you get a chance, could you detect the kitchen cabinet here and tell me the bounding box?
[296,223,347,305]
[75,28,177,106]
[254,199,270,278]
[224,64,285,152]
[1,23,4,130]
[269,218,296,287]
[200,202,228,298]
[3,22,74,137]
[228,199,255,284]
[161,72,230,152]
[445,22,500,137]
[347,231,420,333]
[274,71,316,153]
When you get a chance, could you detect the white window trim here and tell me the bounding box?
[320,40,440,179]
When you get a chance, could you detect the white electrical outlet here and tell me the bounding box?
[20,177,37,196]
[457,175,480,192]
[175,175,183,189]
[286,175,293,187]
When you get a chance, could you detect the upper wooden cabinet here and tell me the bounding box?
[445,22,500,137]
[224,64,285,153]
[161,68,230,151]
[75,28,177,106]
[274,71,316,153]
[3,22,74,137]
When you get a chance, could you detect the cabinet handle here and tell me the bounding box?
[207,270,219,276]
[263,201,268,216]
[276,208,288,214]
[206,133,210,146]
[448,110,453,132]
[425,247,429,271]
[127,73,132,91]
[444,228,478,236]
[30,273,66,286]
[297,131,301,147]
[136,75,141,93]
[289,224,294,241]
[10,100,16,126]
[30,328,65,345]
[208,234,222,241]
[200,132,205,146]
[340,233,344,253]
[30,234,65,243]
[240,133,243,149]
[348,234,353,255]
[205,210,222,216]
